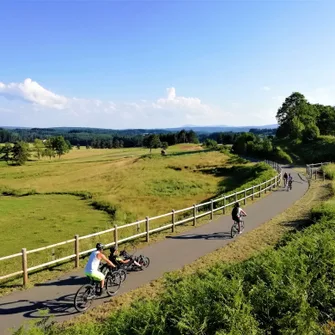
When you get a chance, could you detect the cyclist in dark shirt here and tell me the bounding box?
[109,246,142,269]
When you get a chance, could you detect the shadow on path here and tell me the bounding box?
[166,232,231,240]
[0,293,77,318]
[35,276,87,288]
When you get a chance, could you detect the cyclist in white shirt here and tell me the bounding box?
[84,243,117,295]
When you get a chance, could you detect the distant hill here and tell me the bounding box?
[0,124,278,134]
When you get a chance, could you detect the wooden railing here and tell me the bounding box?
[306,162,331,180]
[0,160,282,287]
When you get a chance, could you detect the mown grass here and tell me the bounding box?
[14,174,333,335]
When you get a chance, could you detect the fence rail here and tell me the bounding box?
[0,160,282,287]
[306,162,332,180]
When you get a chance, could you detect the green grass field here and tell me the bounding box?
[0,144,276,289]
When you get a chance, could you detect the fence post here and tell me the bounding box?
[193,204,197,226]
[223,196,226,214]
[172,210,175,232]
[146,217,150,242]
[273,176,276,189]
[252,186,254,200]
[265,181,267,194]
[259,185,261,197]
[244,190,246,205]
[22,248,28,288]
[323,170,326,181]
[74,235,79,268]
[315,170,317,180]
[234,192,237,203]
[210,200,214,220]
[114,224,118,248]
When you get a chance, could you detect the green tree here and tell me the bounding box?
[11,141,30,165]
[76,144,81,150]
[302,123,320,143]
[161,142,169,150]
[315,104,335,135]
[143,134,161,153]
[0,143,12,164]
[203,139,218,149]
[43,139,55,159]
[276,92,317,140]
[33,139,45,160]
[50,136,71,158]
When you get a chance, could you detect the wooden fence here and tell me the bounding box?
[306,162,331,180]
[0,160,282,287]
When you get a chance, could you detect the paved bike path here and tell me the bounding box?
[0,167,308,334]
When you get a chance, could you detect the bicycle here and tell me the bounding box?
[100,263,127,283]
[231,217,245,238]
[74,271,121,312]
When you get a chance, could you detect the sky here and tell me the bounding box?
[0,0,334,129]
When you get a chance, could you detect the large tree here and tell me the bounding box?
[0,143,12,164]
[276,92,318,140]
[11,141,30,165]
[143,134,161,153]
[314,104,335,136]
[50,136,71,158]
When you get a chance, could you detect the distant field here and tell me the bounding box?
[0,145,234,221]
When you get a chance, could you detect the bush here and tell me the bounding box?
[322,164,335,180]
[272,146,293,164]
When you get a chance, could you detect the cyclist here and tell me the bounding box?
[287,173,293,191]
[283,172,288,187]
[231,202,247,234]
[109,246,143,270]
[84,242,117,295]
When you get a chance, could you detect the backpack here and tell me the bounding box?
[232,207,238,219]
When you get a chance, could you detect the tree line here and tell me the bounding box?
[0,128,200,149]
[0,136,72,165]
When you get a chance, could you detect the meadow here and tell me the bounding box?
[0,144,277,287]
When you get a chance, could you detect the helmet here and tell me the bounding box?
[234,202,240,208]
[110,246,117,254]
[96,243,104,250]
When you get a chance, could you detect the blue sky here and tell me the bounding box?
[0,1,334,129]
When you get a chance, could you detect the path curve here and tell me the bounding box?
[0,166,308,334]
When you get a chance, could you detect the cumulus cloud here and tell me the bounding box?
[0,78,68,109]
[0,78,227,128]
[261,86,271,91]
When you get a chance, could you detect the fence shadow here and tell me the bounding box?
[35,275,87,287]
[0,293,77,318]
[166,232,231,240]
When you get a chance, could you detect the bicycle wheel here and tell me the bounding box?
[119,269,127,282]
[141,256,150,268]
[231,222,238,238]
[74,284,95,312]
[105,273,121,296]
[240,220,245,232]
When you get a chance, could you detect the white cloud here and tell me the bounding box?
[0,78,68,109]
[0,78,228,128]
[261,86,271,91]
